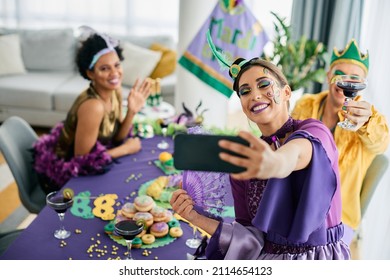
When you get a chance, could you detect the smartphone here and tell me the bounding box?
[173,134,250,173]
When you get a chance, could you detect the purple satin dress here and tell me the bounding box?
[205,119,350,260]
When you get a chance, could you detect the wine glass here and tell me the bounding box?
[157,123,169,150]
[332,74,367,130]
[46,191,74,239]
[185,225,202,249]
[114,220,144,260]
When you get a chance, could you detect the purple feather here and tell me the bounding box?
[33,122,112,188]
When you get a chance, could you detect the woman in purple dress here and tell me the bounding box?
[170,36,350,260]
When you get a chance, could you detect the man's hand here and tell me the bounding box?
[343,100,372,131]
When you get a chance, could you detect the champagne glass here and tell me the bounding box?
[46,191,74,239]
[157,123,169,150]
[332,75,367,130]
[185,225,202,249]
[114,220,144,260]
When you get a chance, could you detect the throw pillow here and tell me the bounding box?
[121,42,162,87]
[149,43,177,79]
[19,28,76,71]
[0,34,26,76]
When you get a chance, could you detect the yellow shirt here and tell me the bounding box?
[292,91,389,229]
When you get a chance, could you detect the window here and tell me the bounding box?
[0,0,292,44]
[0,0,179,41]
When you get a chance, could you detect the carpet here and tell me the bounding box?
[0,152,30,233]
[0,182,21,222]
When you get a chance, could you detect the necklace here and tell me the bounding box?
[261,116,300,149]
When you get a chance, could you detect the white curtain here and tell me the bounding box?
[359,0,390,259]
[0,0,179,41]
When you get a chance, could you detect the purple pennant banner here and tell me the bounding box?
[179,0,269,98]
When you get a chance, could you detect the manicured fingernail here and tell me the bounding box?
[343,101,348,106]
[342,106,347,110]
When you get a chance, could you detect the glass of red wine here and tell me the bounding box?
[114,220,144,260]
[46,191,74,239]
[332,75,367,130]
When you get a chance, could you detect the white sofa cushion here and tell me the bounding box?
[0,34,26,76]
[54,75,89,112]
[0,72,74,110]
[121,42,162,87]
[21,28,76,72]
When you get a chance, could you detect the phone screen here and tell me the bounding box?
[173,134,249,173]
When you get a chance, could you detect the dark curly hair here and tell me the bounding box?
[76,34,124,80]
[231,58,289,96]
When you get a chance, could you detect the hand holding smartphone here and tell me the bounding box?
[173,134,250,173]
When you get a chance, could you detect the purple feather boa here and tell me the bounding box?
[33,122,112,188]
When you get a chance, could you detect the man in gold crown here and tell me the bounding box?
[292,39,389,246]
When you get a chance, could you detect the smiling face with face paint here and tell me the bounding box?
[237,64,292,136]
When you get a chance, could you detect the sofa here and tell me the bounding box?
[0,27,177,127]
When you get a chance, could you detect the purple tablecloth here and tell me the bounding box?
[1,136,234,260]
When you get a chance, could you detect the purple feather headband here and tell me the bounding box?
[79,25,120,69]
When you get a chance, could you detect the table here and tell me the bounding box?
[0,136,233,260]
